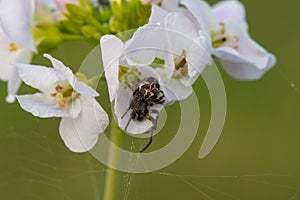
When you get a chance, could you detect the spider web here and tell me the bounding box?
[1,63,300,200]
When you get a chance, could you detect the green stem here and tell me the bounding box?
[103,121,124,200]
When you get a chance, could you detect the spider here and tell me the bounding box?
[121,77,165,152]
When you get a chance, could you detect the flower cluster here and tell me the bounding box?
[100,0,276,137]
[0,0,276,152]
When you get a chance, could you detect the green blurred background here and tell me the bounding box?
[1,0,300,199]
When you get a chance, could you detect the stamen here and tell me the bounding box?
[58,100,66,107]
[173,50,188,78]
[51,81,78,108]
[9,43,19,52]
[232,45,239,50]
[219,22,226,35]
[211,22,239,49]
[55,93,64,101]
[55,85,63,92]
[71,92,77,99]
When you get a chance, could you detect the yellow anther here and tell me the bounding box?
[9,43,19,52]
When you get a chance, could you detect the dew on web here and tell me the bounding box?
[275,66,300,96]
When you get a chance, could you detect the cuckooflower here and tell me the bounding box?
[101,35,168,134]
[14,54,109,152]
[0,0,58,102]
[180,0,276,80]
[0,28,33,103]
[124,7,211,101]
[0,0,36,52]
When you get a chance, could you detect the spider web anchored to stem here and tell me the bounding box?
[116,150,300,200]
[1,73,300,200]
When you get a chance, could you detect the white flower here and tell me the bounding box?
[0,28,33,103]
[0,0,57,103]
[124,7,211,101]
[0,0,36,52]
[14,54,109,152]
[180,0,276,80]
[101,35,168,134]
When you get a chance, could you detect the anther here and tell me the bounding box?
[55,85,63,92]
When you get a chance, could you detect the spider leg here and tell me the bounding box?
[139,112,159,152]
[153,91,165,104]
[124,118,132,131]
[121,107,131,119]
[150,109,160,117]
[124,81,134,91]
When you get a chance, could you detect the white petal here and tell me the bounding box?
[0,0,36,51]
[186,34,212,84]
[125,24,169,66]
[163,12,199,59]
[115,66,165,134]
[44,54,99,97]
[156,68,193,101]
[214,47,275,80]
[213,30,276,80]
[164,12,198,39]
[17,93,81,118]
[149,4,169,24]
[213,0,245,23]
[164,52,175,80]
[125,24,181,81]
[6,68,21,103]
[14,62,65,93]
[180,0,218,32]
[161,0,179,11]
[6,49,33,103]
[235,31,273,70]
[59,96,109,152]
[0,28,20,82]
[100,35,123,102]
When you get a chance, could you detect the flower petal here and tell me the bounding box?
[213,0,246,23]
[14,62,65,93]
[164,12,198,40]
[6,69,22,103]
[149,4,170,24]
[59,96,109,152]
[0,0,36,51]
[0,28,21,82]
[213,46,276,80]
[213,22,276,80]
[186,32,212,84]
[156,68,193,101]
[6,49,33,103]
[100,35,123,102]
[161,0,179,11]
[17,93,81,118]
[180,0,218,32]
[44,54,99,97]
[125,24,169,67]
